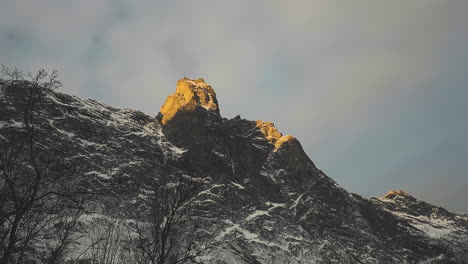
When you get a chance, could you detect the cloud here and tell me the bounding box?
[1,0,467,211]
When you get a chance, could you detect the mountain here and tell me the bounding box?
[1,77,467,263]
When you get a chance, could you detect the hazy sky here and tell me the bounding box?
[1,0,467,212]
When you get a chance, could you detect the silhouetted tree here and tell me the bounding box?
[132,173,211,264]
[0,66,89,263]
[74,217,133,264]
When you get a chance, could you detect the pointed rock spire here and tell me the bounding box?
[159,77,219,125]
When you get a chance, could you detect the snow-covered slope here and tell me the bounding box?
[1,78,467,263]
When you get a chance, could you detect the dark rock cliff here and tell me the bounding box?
[1,77,467,263]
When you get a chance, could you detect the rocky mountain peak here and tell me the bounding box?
[255,120,295,150]
[159,77,219,125]
[379,190,455,220]
[382,190,413,200]
[1,77,467,263]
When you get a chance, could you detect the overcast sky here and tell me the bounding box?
[1,0,467,212]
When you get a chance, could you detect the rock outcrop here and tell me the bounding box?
[158,77,219,125]
[255,120,295,150]
[382,190,412,199]
[378,190,455,220]
[157,79,296,152]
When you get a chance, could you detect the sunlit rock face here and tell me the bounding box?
[382,190,412,199]
[158,78,296,151]
[255,120,296,150]
[156,78,222,157]
[159,77,219,125]
[156,79,302,177]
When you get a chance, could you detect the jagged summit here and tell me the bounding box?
[382,190,413,199]
[158,77,219,125]
[1,77,467,263]
[255,120,295,150]
[378,190,456,220]
[157,78,297,152]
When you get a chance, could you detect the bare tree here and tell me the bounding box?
[0,66,89,264]
[73,217,133,264]
[131,174,211,264]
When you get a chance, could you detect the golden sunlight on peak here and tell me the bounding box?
[382,190,410,199]
[159,78,219,125]
[255,120,295,150]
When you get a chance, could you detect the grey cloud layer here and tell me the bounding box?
[1,0,467,211]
